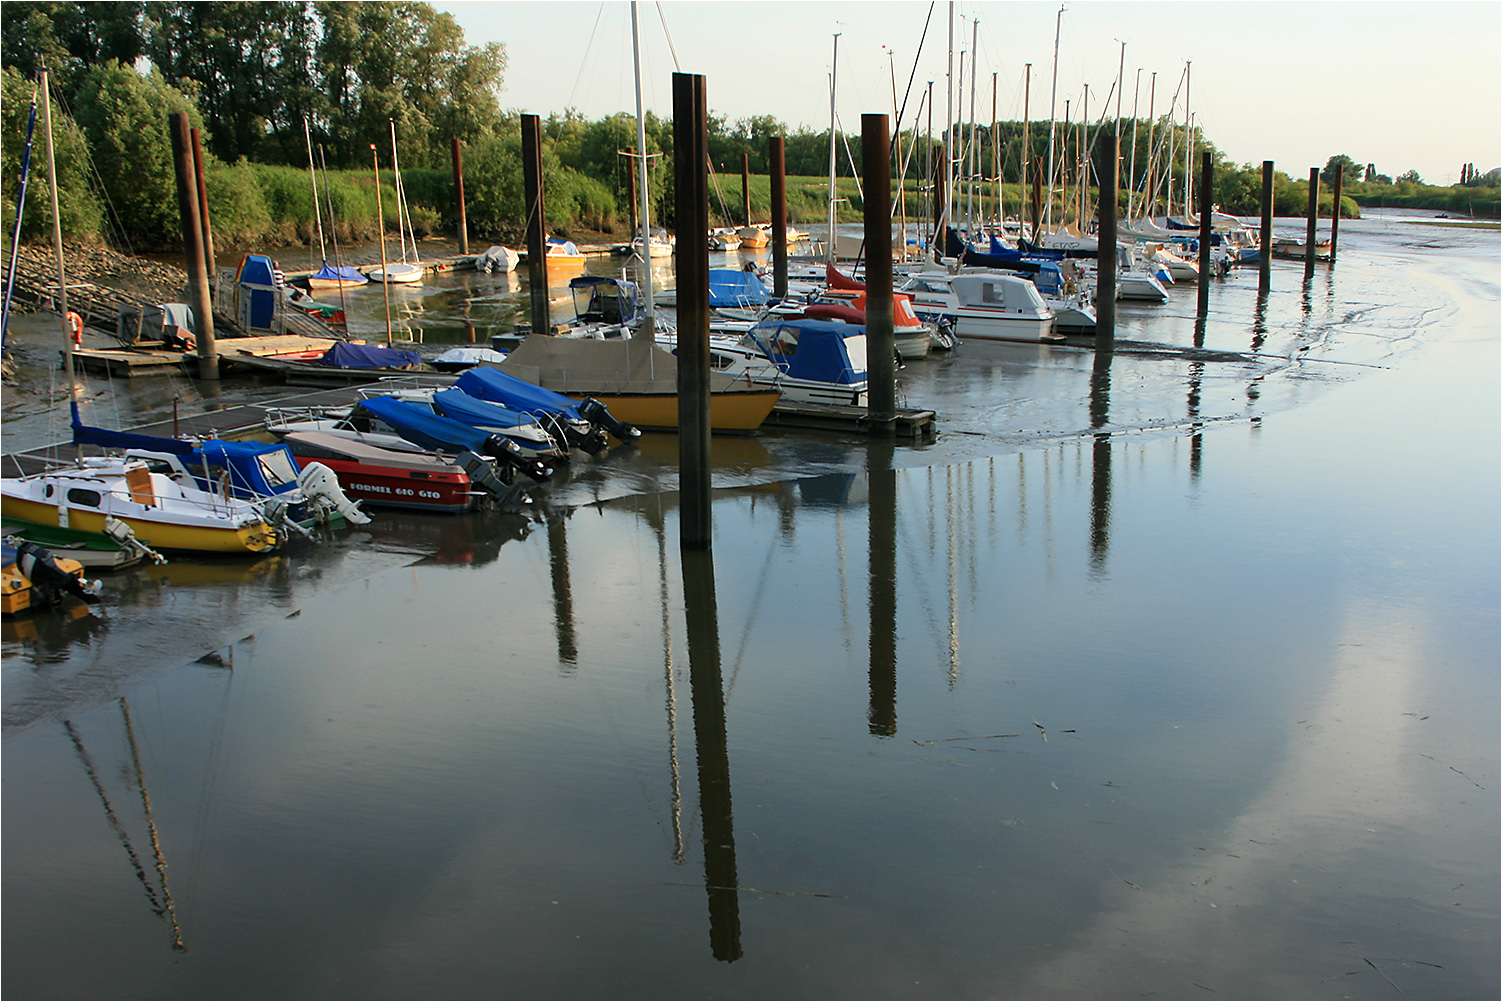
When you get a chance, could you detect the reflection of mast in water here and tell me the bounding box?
[546,512,578,668]
[681,549,741,962]
[868,439,898,735]
[653,509,686,864]
[65,701,186,952]
[945,464,960,689]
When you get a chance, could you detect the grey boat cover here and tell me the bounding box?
[497,334,750,395]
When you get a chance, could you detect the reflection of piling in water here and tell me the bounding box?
[1089,356,1112,578]
[1187,360,1205,482]
[1330,169,1342,262]
[681,549,741,962]
[547,514,578,666]
[867,439,898,735]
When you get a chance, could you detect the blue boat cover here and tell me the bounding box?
[430,387,531,430]
[747,319,865,386]
[309,261,367,285]
[355,396,491,454]
[70,403,301,496]
[318,341,421,369]
[707,269,773,309]
[454,366,585,420]
[238,254,278,286]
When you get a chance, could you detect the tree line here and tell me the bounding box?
[3,1,1496,254]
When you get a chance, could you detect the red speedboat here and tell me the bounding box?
[278,430,476,514]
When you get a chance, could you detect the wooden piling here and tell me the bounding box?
[1095,130,1118,352]
[770,136,788,300]
[674,72,713,551]
[1196,150,1213,318]
[1258,160,1274,295]
[863,113,896,433]
[451,137,469,255]
[1330,168,1342,261]
[521,114,550,336]
[1304,167,1319,276]
[168,112,217,379]
[741,153,751,227]
[190,128,217,288]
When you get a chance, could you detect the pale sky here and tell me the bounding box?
[433,0,1501,187]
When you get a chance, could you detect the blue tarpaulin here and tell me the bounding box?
[430,387,532,430]
[318,341,421,369]
[707,269,773,309]
[454,367,585,420]
[355,396,491,454]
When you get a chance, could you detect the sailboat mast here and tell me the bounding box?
[631,1,654,325]
[388,119,413,264]
[2,82,39,353]
[371,145,393,344]
[1045,4,1063,230]
[1023,63,1031,239]
[827,32,840,265]
[1183,62,1192,219]
[40,67,76,395]
[1127,68,1141,219]
[966,15,978,238]
[303,116,326,263]
[940,1,953,252]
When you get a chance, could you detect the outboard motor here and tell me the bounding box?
[483,434,552,484]
[457,450,531,510]
[11,540,99,605]
[539,412,609,456]
[577,398,640,444]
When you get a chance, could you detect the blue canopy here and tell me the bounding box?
[70,403,302,498]
[309,261,367,285]
[454,366,585,421]
[707,268,773,309]
[430,387,532,431]
[319,341,421,369]
[747,319,865,386]
[355,396,492,455]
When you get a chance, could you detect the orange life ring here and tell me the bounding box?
[66,311,83,346]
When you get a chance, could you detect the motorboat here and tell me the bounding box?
[2,538,98,616]
[708,228,742,251]
[922,272,1060,343]
[631,227,674,259]
[737,225,770,248]
[798,292,933,360]
[545,236,588,271]
[277,430,480,514]
[475,245,520,273]
[666,316,868,408]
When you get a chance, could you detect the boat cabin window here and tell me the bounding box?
[257,450,300,490]
[709,353,735,371]
[66,488,102,508]
[979,282,1003,304]
[43,484,54,499]
[773,328,799,356]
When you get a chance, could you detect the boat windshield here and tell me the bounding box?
[257,449,302,490]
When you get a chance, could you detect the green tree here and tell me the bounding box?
[0,1,146,103]
[0,65,104,241]
[1321,154,1361,188]
[71,59,204,248]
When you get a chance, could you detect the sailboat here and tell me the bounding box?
[302,117,367,290]
[368,120,423,284]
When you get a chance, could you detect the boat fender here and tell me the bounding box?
[66,311,83,346]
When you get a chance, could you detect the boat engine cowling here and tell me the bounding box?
[483,434,552,483]
[577,398,640,444]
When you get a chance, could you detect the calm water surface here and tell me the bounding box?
[3,214,1498,998]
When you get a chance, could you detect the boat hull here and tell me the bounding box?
[0,494,276,554]
[1,517,147,569]
[556,388,781,434]
[279,432,477,513]
[369,263,423,284]
[952,310,1060,343]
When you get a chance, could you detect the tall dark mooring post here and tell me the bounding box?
[521,114,550,335]
[770,136,788,300]
[862,114,896,433]
[741,153,751,227]
[1196,150,1213,318]
[1304,167,1319,277]
[451,137,469,255]
[168,112,217,379]
[674,73,713,550]
[1258,160,1274,296]
[190,128,217,290]
[1094,130,1118,352]
[1330,167,1342,262]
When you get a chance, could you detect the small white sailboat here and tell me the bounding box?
[369,120,423,284]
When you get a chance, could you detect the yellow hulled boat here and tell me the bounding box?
[1,457,280,555]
